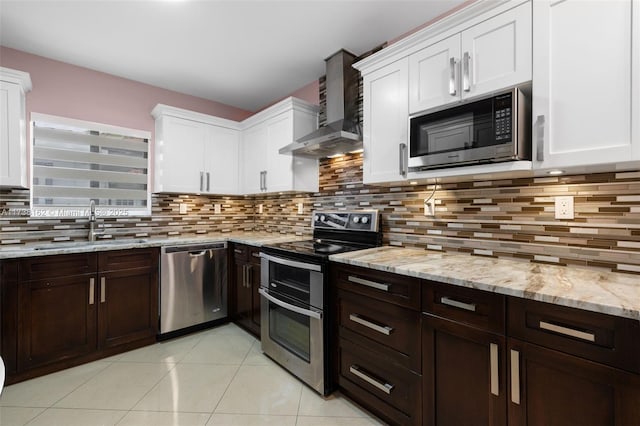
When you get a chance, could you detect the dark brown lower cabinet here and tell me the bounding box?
[231,243,261,337]
[422,313,507,426]
[508,338,640,426]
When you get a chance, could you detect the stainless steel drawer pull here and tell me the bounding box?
[510,349,520,405]
[349,365,394,395]
[440,296,476,312]
[100,277,106,303]
[251,252,261,258]
[490,343,499,396]
[539,321,596,342]
[349,313,394,336]
[348,276,390,292]
[89,277,95,305]
[234,249,243,254]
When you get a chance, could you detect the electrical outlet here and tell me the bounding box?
[179,203,188,214]
[297,202,304,215]
[555,196,574,219]
[424,198,436,216]
[214,204,221,214]
[258,204,263,214]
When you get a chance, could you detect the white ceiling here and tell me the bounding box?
[0,0,467,112]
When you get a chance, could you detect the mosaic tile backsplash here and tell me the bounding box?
[2,154,640,273]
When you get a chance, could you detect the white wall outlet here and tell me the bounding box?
[179,203,188,214]
[214,204,221,214]
[297,202,304,215]
[258,203,263,214]
[424,198,436,216]
[555,196,574,219]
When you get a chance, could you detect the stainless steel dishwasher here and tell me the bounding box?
[160,242,227,337]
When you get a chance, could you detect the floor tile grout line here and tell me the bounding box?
[46,359,114,408]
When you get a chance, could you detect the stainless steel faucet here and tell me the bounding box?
[88,200,103,242]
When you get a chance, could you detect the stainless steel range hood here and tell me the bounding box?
[279,50,362,158]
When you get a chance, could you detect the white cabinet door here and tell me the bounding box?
[205,125,240,194]
[156,116,206,193]
[0,81,28,188]
[409,35,461,114]
[264,112,293,193]
[533,0,639,170]
[362,58,409,184]
[241,124,267,194]
[461,2,535,98]
[461,1,532,99]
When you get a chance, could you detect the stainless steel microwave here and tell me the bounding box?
[408,86,531,172]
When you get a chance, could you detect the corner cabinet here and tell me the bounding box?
[240,97,319,194]
[532,0,640,172]
[152,104,241,195]
[0,67,32,188]
[231,243,262,337]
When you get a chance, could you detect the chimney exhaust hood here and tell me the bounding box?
[279,50,362,158]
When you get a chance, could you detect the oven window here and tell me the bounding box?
[269,302,311,363]
[269,262,311,304]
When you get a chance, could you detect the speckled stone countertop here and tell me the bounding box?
[0,232,307,260]
[329,246,640,320]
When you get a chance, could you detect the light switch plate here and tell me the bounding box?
[179,203,188,214]
[424,198,435,216]
[214,204,221,214]
[258,204,263,214]
[297,203,304,215]
[555,196,574,219]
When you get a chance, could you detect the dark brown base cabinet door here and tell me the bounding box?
[508,338,640,426]
[234,261,252,327]
[423,314,507,426]
[18,275,97,370]
[232,245,261,337]
[250,259,261,332]
[97,268,158,350]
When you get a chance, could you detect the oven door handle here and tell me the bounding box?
[259,252,322,272]
[258,288,323,320]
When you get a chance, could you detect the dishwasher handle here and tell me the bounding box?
[163,242,227,254]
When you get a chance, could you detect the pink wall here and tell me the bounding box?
[0,47,253,136]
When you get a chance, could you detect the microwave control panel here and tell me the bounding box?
[494,93,513,142]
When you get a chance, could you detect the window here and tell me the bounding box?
[31,113,151,217]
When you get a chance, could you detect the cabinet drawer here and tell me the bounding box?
[422,281,505,334]
[231,243,248,262]
[334,264,421,310]
[21,253,97,281]
[338,289,420,372]
[248,246,262,265]
[338,337,422,425]
[98,248,158,271]
[508,297,640,373]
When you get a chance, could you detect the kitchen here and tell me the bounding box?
[1,0,639,425]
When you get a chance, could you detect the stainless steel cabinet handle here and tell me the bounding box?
[262,170,267,191]
[539,321,596,342]
[349,365,394,395]
[398,143,407,177]
[348,275,390,292]
[258,288,322,320]
[234,249,243,254]
[463,52,471,92]
[251,252,261,258]
[206,172,210,192]
[89,277,95,305]
[242,265,247,288]
[440,296,476,312]
[449,57,457,96]
[490,343,499,396]
[510,349,520,405]
[349,313,393,335]
[100,277,106,303]
[535,115,545,161]
[200,171,204,192]
[246,264,252,286]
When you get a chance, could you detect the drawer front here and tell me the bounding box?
[248,246,262,266]
[423,281,505,334]
[98,248,158,271]
[339,289,420,371]
[21,253,97,281]
[339,337,422,422]
[232,243,248,262]
[508,297,640,373]
[334,264,421,310]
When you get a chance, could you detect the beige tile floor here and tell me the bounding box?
[0,323,386,426]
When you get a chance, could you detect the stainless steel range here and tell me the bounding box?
[259,210,381,395]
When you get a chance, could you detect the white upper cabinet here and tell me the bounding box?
[533,0,640,171]
[152,105,241,195]
[0,67,32,188]
[409,2,532,114]
[240,98,319,195]
[361,58,409,185]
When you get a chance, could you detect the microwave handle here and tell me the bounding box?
[449,57,457,96]
[463,52,471,92]
[399,143,407,177]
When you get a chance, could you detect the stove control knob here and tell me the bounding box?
[353,216,360,223]
[314,215,320,222]
[320,215,326,222]
[361,216,369,224]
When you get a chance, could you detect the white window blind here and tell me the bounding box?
[31,113,151,217]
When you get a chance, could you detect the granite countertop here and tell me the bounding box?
[0,232,307,259]
[329,246,640,321]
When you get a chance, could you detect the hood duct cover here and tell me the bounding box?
[279,49,362,158]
